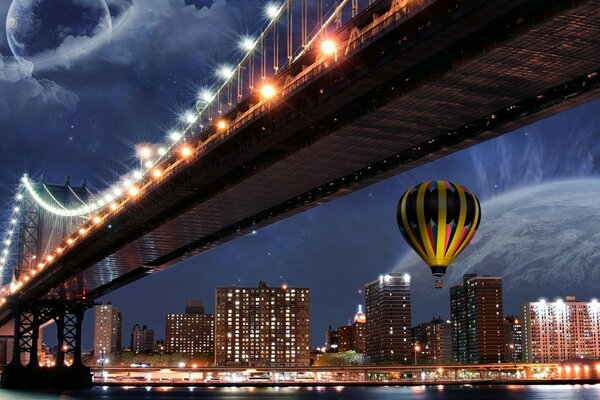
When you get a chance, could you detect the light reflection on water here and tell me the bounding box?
[0,385,599,399]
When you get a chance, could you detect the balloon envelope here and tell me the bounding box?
[397,181,481,277]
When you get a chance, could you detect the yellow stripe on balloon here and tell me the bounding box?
[444,183,466,264]
[454,192,480,257]
[435,181,447,266]
[416,181,436,262]
[400,186,428,261]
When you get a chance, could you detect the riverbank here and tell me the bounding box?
[94,379,600,388]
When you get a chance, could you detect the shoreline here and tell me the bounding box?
[93,379,600,388]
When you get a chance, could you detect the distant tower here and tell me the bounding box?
[353,304,366,354]
[450,274,504,364]
[94,303,122,362]
[365,273,412,364]
[11,178,89,282]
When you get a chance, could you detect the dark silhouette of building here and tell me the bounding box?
[365,273,412,364]
[326,326,339,353]
[337,326,354,353]
[450,274,504,364]
[412,318,452,364]
[215,281,310,367]
[503,316,522,363]
[130,324,154,354]
[165,300,213,356]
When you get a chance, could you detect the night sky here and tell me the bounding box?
[1,0,600,350]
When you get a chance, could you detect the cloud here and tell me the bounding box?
[0,55,78,113]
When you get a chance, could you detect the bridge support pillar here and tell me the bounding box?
[1,299,93,390]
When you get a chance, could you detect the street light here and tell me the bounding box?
[414,344,421,366]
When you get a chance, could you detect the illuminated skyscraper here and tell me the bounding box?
[522,296,600,363]
[94,303,122,360]
[165,301,214,357]
[365,273,412,364]
[353,305,367,354]
[450,274,504,364]
[214,281,310,367]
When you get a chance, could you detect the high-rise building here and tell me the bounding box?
[131,324,154,354]
[503,316,522,363]
[94,303,122,360]
[450,274,504,364]
[353,305,367,354]
[165,300,214,356]
[215,281,310,367]
[413,318,452,364]
[365,273,412,364]
[522,296,600,363]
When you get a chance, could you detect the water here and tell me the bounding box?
[0,385,600,399]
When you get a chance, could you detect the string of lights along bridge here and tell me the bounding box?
[0,0,396,302]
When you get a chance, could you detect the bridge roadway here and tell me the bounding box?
[8,0,600,306]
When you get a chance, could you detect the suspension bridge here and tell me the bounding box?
[1,0,600,389]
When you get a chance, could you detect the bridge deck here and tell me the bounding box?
[12,0,600,303]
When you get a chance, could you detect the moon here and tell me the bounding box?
[395,179,600,319]
[6,0,112,70]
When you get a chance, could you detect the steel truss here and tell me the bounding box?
[10,300,92,368]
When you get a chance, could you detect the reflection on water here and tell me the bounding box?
[0,385,599,399]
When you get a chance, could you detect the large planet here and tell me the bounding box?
[395,179,600,322]
[6,0,112,70]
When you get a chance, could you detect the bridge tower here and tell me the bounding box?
[1,178,94,389]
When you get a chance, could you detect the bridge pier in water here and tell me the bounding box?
[1,300,93,390]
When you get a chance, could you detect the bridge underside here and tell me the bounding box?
[12,0,600,303]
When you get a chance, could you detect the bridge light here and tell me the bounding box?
[321,39,337,56]
[137,145,153,160]
[0,298,6,304]
[144,160,154,169]
[216,120,228,131]
[93,216,102,224]
[128,186,140,197]
[157,147,168,156]
[265,3,280,19]
[132,170,143,180]
[180,146,193,158]
[110,203,118,211]
[181,110,197,124]
[199,89,214,104]
[67,238,74,245]
[56,247,63,254]
[217,65,235,80]
[240,36,256,52]
[152,168,163,178]
[46,255,54,262]
[16,194,23,201]
[260,84,277,100]
[78,228,87,235]
[169,130,182,142]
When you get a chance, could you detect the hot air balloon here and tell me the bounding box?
[397,181,481,288]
